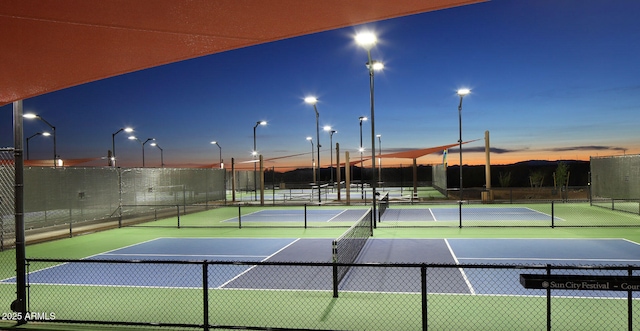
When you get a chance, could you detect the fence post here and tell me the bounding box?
[421,265,428,331]
[628,266,633,331]
[176,205,181,229]
[332,240,338,298]
[546,264,551,331]
[203,261,209,331]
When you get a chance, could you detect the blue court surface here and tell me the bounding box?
[8,238,640,298]
[223,209,367,223]
[381,207,562,222]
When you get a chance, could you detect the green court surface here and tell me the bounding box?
[2,203,640,330]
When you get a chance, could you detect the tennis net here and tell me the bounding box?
[332,208,373,283]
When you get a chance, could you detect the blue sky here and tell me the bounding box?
[2,0,639,170]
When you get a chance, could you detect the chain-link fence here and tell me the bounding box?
[19,259,640,330]
[591,154,640,200]
[19,167,224,239]
[0,149,15,319]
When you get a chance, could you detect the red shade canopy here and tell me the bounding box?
[0,0,483,105]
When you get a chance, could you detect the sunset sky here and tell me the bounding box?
[1,0,639,170]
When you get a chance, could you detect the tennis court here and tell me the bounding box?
[222,208,368,224]
[10,237,640,299]
[381,206,562,222]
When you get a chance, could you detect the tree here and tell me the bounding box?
[498,171,512,187]
[529,170,545,188]
[554,161,570,189]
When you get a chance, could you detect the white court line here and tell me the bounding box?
[428,208,437,222]
[220,209,262,223]
[218,238,301,289]
[457,257,640,263]
[101,253,269,259]
[326,209,348,223]
[444,239,476,295]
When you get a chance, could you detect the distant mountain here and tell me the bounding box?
[511,160,587,167]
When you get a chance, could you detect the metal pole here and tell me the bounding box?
[458,95,464,203]
[366,50,377,227]
[313,105,321,204]
[253,123,258,201]
[12,100,27,323]
[378,135,382,185]
[359,117,364,199]
[330,130,335,189]
[458,95,464,227]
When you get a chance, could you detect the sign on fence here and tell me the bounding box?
[520,274,640,291]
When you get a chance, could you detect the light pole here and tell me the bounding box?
[253,120,267,200]
[358,116,367,199]
[327,128,336,188]
[128,136,154,167]
[306,137,315,184]
[377,134,382,185]
[150,142,164,167]
[111,127,133,166]
[24,113,57,167]
[457,88,470,203]
[304,97,322,203]
[211,141,223,168]
[356,31,384,226]
[26,132,50,160]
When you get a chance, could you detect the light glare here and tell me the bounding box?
[355,32,377,50]
[457,88,471,96]
[304,96,317,105]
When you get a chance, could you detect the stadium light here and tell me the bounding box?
[355,31,383,226]
[150,142,164,168]
[111,127,133,166]
[305,97,322,203]
[25,132,50,160]
[306,137,315,184]
[457,88,471,212]
[253,120,267,200]
[327,128,337,188]
[358,116,367,198]
[211,141,223,169]
[128,136,154,167]
[24,113,57,167]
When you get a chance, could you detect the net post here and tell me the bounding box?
[458,201,463,228]
[238,205,242,229]
[304,204,307,229]
[69,219,73,238]
[372,188,377,229]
